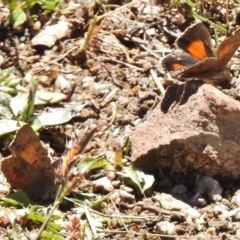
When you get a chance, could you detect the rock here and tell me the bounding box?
[154,193,200,219]
[0,54,5,66]
[55,75,71,94]
[92,177,114,193]
[155,221,176,235]
[119,189,135,202]
[181,207,201,220]
[130,80,240,179]
[31,19,70,48]
[212,204,229,219]
[231,190,240,207]
[229,208,240,221]
[155,193,190,210]
[207,226,216,235]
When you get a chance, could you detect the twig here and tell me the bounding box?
[226,0,229,28]
[140,44,161,59]
[65,197,164,220]
[96,0,138,22]
[50,46,78,64]
[100,56,143,71]
[98,229,197,238]
[150,69,165,95]
[104,4,137,21]
[0,227,13,240]
[110,199,128,231]
[100,88,119,107]
[98,36,132,63]
[85,206,98,238]
[102,65,123,88]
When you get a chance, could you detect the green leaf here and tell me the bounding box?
[21,75,37,122]
[41,230,64,240]
[28,0,38,8]
[78,158,111,174]
[0,67,14,83]
[27,212,63,230]
[38,110,72,126]
[35,91,66,105]
[0,120,24,136]
[7,78,21,88]
[11,9,27,27]
[30,117,42,131]
[3,196,24,207]
[42,0,60,10]
[124,139,131,156]
[88,159,111,171]
[78,157,97,174]
[91,192,113,209]
[137,171,155,192]
[123,165,144,194]
[7,192,30,207]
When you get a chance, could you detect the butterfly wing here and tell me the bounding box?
[9,124,53,171]
[1,156,56,199]
[176,22,215,60]
[216,31,240,68]
[162,50,199,73]
[2,124,56,200]
[175,58,225,79]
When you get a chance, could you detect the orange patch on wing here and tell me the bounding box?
[19,145,37,165]
[187,40,208,60]
[172,63,185,70]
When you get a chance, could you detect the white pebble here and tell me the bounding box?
[155,221,176,235]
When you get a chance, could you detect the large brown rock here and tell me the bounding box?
[130,80,240,179]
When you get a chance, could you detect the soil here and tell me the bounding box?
[1,0,240,239]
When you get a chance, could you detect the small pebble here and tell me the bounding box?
[106,170,116,180]
[155,221,176,235]
[207,226,216,235]
[212,204,229,219]
[33,21,41,31]
[232,190,240,207]
[0,55,5,67]
[180,207,200,219]
[92,177,114,193]
[112,180,121,188]
[119,189,135,202]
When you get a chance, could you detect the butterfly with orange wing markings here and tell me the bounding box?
[162,21,240,81]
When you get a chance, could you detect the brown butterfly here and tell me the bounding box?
[162,21,240,81]
[1,124,95,200]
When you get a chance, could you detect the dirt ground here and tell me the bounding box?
[1,0,240,239]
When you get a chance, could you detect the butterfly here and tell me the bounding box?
[162,21,240,81]
[1,124,95,200]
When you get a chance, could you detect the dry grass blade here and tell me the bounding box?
[150,69,165,95]
[60,126,97,178]
[34,127,96,240]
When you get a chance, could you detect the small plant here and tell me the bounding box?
[173,0,228,34]
[0,67,24,94]
[3,0,62,27]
